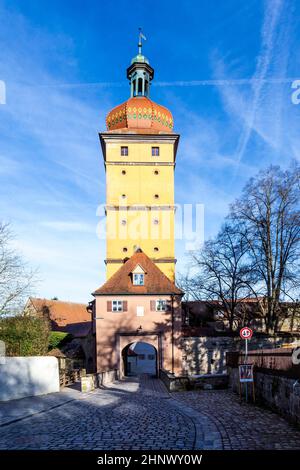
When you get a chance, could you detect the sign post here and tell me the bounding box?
[239,327,254,402]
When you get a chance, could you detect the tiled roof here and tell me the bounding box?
[27,298,91,337]
[93,250,183,296]
[106,96,174,133]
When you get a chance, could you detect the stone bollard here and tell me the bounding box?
[80,374,95,393]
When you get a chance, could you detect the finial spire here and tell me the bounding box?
[127,29,153,98]
[138,27,146,55]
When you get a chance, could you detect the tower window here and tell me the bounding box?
[138,77,143,95]
[121,219,127,225]
[153,218,159,225]
[121,170,126,175]
[152,147,160,156]
[121,146,128,156]
[121,194,126,199]
[123,247,128,253]
[133,273,144,286]
[154,247,159,252]
[154,194,159,199]
[154,170,159,175]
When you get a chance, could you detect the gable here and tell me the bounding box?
[93,250,183,296]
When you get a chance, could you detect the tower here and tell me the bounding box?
[100,33,179,281]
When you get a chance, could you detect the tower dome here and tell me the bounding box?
[105,31,174,133]
[106,96,173,132]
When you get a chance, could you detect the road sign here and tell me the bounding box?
[240,327,253,340]
[239,364,254,383]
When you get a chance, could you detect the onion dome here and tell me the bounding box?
[106,96,173,132]
[105,30,174,133]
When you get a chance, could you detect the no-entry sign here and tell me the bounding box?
[240,327,253,340]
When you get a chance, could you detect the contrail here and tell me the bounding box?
[24,77,297,89]
[233,0,285,169]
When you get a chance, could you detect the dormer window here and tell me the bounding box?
[131,263,146,286]
[133,273,144,286]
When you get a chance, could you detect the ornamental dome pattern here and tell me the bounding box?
[106,96,173,132]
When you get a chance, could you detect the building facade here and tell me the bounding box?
[93,249,183,376]
[94,36,185,377]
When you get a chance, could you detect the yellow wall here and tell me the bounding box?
[104,140,176,280]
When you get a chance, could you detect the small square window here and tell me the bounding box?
[138,354,145,360]
[156,300,167,311]
[148,354,155,360]
[152,146,159,156]
[121,146,128,156]
[133,273,144,285]
[112,300,123,312]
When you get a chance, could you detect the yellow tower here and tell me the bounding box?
[100,34,179,281]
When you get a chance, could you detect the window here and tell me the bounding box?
[121,219,127,225]
[133,273,144,285]
[148,354,155,360]
[121,170,126,175]
[152,146,160,156]
[154,194,159,199]
[153,218,159,225]
[121,194,126,199]
[154,170,159,175]
[156,300,167,311]
[154,247,159,252]
[121,146,128,156]
[112,300,123,312]
[123,247,128,253]
[138,354,145,360]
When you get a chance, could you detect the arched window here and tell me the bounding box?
[138,77,143,95]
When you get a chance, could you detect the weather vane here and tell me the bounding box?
[138,27,146,55]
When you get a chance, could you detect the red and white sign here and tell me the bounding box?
[240,327,253,340]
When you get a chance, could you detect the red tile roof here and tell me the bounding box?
[93,250,183,296]
[27,298,91,337]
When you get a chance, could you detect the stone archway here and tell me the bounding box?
[122,342,157,377]
[118,334,160,378]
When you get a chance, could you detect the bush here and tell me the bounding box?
[0,315,50,356]
[48,331,70,350]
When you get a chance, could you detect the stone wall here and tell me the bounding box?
[97,369,119,386]
[159,368,229,392]
[181,335,300,376]
[228,367,300,426]
[0,356,60,401]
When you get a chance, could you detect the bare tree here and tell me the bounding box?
[180,223,251,331]
[0,222,37,314]
[230,163,300,333]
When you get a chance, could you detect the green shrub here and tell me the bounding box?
[48,331,70,350]
[0,315,50,356]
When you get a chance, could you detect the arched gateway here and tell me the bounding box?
[122,342,157,376]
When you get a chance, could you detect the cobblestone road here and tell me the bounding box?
[0,376,299,450]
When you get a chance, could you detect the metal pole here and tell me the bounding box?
[245,339,248,402]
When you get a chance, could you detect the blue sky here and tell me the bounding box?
[0,0,300,303]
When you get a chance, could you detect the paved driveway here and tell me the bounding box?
[0,375,299,450]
